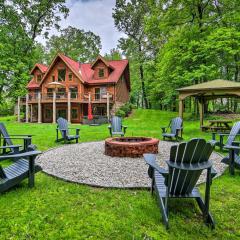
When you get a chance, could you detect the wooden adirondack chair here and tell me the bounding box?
[161,117,183,141]
[144,138,217,229]
[210,122,240,175]
[0,145,42,193]
[209,121,240,151]
[108,116,127,137]
[56,117,80,144]
[0,122,33,154]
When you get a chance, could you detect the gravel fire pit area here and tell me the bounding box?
[37,141,226,188]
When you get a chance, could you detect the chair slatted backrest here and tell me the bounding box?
[111,116,122,133]
[170,117,182,135]
[225,121,240,146]
[0,123,14,146]
[57,118,69,137]
[167,139,213,195]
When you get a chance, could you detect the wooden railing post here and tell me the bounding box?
[17,96,21,122]
[107,92,110,121]
[25,94,29,123]
[38,92,42,123]
[68,91,71,123]
[53,90,56,123]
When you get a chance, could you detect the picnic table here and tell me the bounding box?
[201,119,232,132]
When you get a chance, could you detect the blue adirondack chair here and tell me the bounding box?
[0,144,42,193]
[209,121,240,151]
[210,122,240,175]
[144,138,217,229]
[161,117,183,141]
[56,117,80,144]
[108,116,127,137]
[0,122,33,154]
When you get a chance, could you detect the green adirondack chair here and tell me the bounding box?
[161,117,183,141]
[56,117,80,144]
[0,122,33,154]
[108,116,127,137]
[0,145,42,193]
[144,138,217,229]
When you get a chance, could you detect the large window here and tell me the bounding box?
[36,74,42,82]
[71,108,78,120]
[95,88,100,100]
[70,87,78,99]
[98,68,104,78]
[58,69,66,82]
[69,73,73,81]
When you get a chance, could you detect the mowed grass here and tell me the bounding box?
[0,109,240,239]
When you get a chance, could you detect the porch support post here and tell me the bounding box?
[179,99,183,120]
[53,90,56,124]
[107,92,110,121]
[17,96,21,122]
[25,94,29,123]
[30,104,33,122]
[38,92,42,123]
[67,91,71,123]
[199,97,204,128]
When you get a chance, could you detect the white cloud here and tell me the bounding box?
[36,0,125,54]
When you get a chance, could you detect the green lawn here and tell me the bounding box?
[0,110,240,239]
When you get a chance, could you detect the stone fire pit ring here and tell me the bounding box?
[105,137,159,158]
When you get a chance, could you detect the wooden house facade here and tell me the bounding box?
[19,53,130,123]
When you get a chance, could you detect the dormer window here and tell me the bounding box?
[58,69,66,82]
[98,68,104,78]
[69,73,73,81]
[36,74,42,82]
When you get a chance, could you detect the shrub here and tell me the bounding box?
[115,109,126,118]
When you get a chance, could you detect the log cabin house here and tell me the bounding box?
[18,53,130,124]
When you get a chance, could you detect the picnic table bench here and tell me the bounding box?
[201,120,232,132]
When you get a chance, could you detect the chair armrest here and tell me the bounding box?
[166,160,213,171]
[3,136,32,140]
[8,134,33,137]
[0,145,21,149]
[144,154,168,176]
[122,125,127,129]
[108,125,112,129]
[161,127,168,133]
[224,145,240,150]
[0,150,41,161]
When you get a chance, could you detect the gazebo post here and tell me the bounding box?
[179,99,184,120]
[198,97,204,128]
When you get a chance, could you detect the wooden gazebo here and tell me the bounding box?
[177,79,240,128]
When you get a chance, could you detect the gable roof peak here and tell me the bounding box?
[91,55,115,70]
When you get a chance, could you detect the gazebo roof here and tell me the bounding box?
[178,79,240,92]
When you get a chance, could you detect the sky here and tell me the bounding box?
[37,0,124,55]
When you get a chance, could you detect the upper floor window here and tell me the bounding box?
[98,68,104,78]
[58,69,66,82]
[36,74,42,82]
[69,73,73,81]
[52,75,55,82]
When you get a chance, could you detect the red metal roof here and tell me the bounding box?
[27,54,130,90]
[27,78,40,89]
[80,59,129,84]
[30,63,48,74]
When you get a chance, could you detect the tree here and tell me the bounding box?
[45,26,102,63]
[0,0,69,103]
[113,0,150,108]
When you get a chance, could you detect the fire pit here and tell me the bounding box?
[105,137,159,158]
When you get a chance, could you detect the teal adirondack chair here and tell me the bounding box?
[0,122,33,154]
[161,117,183,141]
[56,117,80,144]
[108,116,127,137]
[0,145,42,193]
[144,138,216,229]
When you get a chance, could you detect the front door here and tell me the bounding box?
[57,108,67,119]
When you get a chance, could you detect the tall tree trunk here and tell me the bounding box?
[139,64,148,109]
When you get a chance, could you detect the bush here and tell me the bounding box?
[0,101,15,116]
[115,102,133,118]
